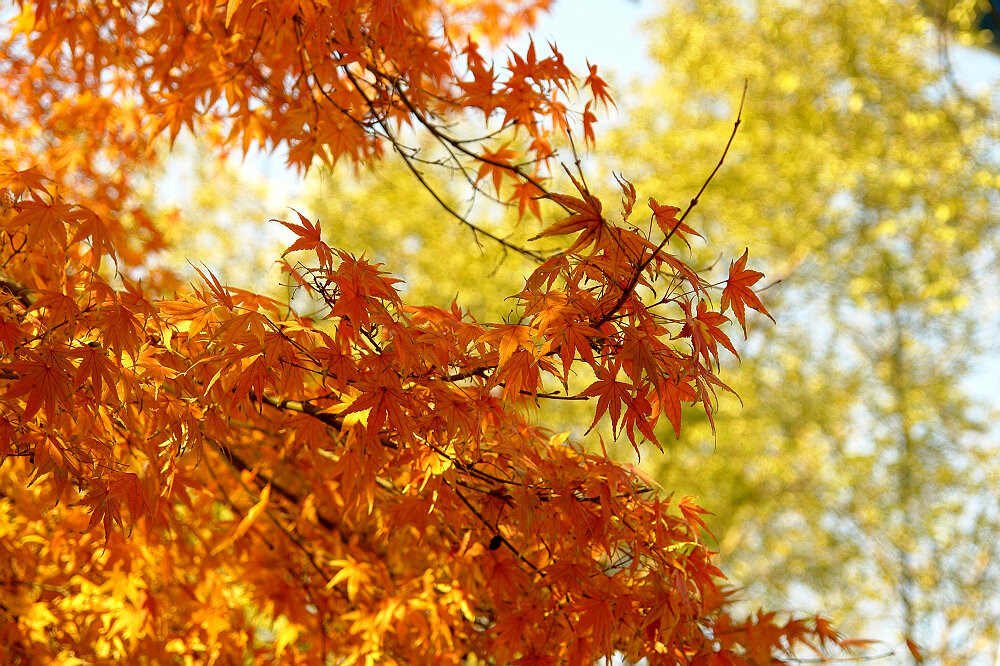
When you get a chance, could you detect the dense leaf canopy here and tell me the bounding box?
[0,1,860,664]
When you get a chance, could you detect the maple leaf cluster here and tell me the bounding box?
[0,1,859,664]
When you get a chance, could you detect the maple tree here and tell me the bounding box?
[0,1,861,664]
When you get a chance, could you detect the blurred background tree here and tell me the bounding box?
[148,135,284,293]
[303,159,534,321]
[604,0,1000,663]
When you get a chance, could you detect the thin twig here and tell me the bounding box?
[595,81,747,327]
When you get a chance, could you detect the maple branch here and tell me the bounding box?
[394,121,497,206]
[529,390,589,401]
[386,88,544,212]
[388,80,558,207]
[338,67,546,263]
[293,21,391,138]
[223,398,615,628]
[418,439,519,488]
[207,432,394,595]
[236,464,334,577]
[442,365,491,382]
[396,147,538,260]
[205,442,352,639]
[448,481,541,573]
[258,382,589,491]
[253,388,528,494]
[435,363,589,401]
[447,481,615,645]
[255,392,398,444]
[252,391,624,520]
[594,82,747,328]
[0,274,34,307]
[254,390,621,505]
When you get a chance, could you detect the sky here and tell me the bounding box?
[522,0,656,78]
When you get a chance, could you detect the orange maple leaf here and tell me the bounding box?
[0,163,48,195]
[681,300,739,367]
[278,210,334,269]
[906,638,925,663]
[721,248,775,335]
[109,471,152,528]
[581,366,634,435]
[584,60,615,111]
[476,143,520,194]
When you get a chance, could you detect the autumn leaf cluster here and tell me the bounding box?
[0,1,854,664]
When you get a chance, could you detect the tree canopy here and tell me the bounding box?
[244,1,1000,662]
[0,1,861,664]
